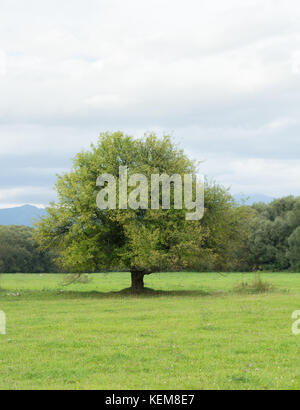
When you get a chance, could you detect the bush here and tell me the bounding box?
[234,273,274,294]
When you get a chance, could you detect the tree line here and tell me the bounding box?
[243,196,300,272]
[0,225,57,273]
[0,197,299,275]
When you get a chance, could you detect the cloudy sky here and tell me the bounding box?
[0,0,300,207]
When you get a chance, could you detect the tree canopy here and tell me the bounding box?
[245,196,300,272]
[36,132,251,290]
[0,225,56,273]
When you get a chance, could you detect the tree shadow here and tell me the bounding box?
[56,287,215,299]
[0,287,221,300]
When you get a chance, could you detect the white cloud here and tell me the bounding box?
[291,50,300,75]
[0,125,96,156]
[84,94,124,108]
[0,49,7,76]
[0,0,300,206]
[0,186,55,205]
[214,158,300,197]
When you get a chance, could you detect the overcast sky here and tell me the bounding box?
[0,0,299,208]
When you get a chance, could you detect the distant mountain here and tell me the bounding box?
[234,194,275,205]
[0,205,47,227]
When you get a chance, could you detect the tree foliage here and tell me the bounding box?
[0,225,56,273]
[244,196,300,271]
[36,132,250,289]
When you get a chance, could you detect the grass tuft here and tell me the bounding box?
[234,273,274,294]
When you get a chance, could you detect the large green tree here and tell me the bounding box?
[36,132,249,290]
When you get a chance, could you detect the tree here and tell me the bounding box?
[36,132,249,291]
[0,225,56,273]
[246,196,300,272]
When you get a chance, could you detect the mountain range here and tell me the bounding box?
[0,205,47,227]
[0,195,276,227]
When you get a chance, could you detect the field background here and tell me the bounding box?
[1,272,300,390]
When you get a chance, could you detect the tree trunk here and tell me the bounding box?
[131,271,145,292]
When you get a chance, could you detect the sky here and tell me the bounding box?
[0,0,299,208]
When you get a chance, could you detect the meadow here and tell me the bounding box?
[0,272,300,390]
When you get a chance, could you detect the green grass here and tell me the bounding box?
[0,272,300,390]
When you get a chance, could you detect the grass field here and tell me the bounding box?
[0,272,300,390]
